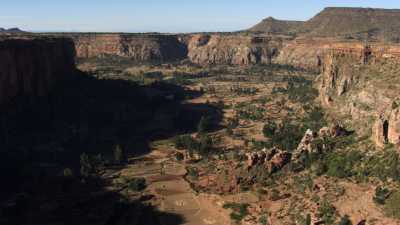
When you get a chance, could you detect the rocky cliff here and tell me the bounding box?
[0,37,76,108]
[187,34,284,65]
[70,33,187,62]
[319,42,400,148]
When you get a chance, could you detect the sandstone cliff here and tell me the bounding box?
[318,43,400,148]
[187,34,284,65]
[71,33,187,62]
[0,37,76,107]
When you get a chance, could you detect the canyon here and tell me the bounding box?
[2,5,400,225]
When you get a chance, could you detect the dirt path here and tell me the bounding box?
[121,144,232,225]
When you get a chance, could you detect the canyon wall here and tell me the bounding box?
[319,42,400,148]
[187,34,284,66]
[70,33,187,62]
[0,37,76,108]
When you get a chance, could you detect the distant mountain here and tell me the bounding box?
[0,27,25,33]
[301,7,400,40]
[249,7,400,42]
[248,17,303,34]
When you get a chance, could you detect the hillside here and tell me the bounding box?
[301,7,400,41]
[248,17,303,34]
[0,27,25,33]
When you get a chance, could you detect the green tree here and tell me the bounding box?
[63,168,73,178]
[339,215,353,225]
[114,145,124,164]
[80,153,92,177]
[197,116,211,134]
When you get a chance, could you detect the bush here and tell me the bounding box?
[128,177,146,191]
[175,152,184,161]
[198,116,212,134]
[259,215,269,225]
[325,151,362,178]
[263,121,277,137]
[373,186,391,205]
[317,199,337,224]
[385,191,400,219]
[114,144,124,164]
[338,215,352,225]
[223,203,250,222]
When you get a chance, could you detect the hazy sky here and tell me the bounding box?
[1,0,400,33]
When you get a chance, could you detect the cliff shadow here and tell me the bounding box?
[0,71,222,198]
[0,175,185,225]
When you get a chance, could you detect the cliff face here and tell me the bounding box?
[187,34,283,65]
[71,34,187,62]
[0,37,76,107]
[319,43,400,147]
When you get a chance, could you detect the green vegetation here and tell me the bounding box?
[128,177,146,191]
[197,116,212,134]
[384,191,400,219]
[223,203,250,222]
[114,144,124,164]
[263,121,304,151]
[317,199,337,224]
[259,214,269,225]
[373,186,391,205]
[272,78,319,104]
[338,215,353,225]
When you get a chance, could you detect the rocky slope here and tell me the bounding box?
[70,33,187,62]
[248,17,303,34]
[187,34,284,65]
[318,42,400,147]
[0,37,76,108]
[300,7,400,41]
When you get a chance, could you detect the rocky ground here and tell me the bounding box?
[87,63,400,225]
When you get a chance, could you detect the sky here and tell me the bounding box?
[1,0,400,33]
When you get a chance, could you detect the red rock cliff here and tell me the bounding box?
[319,42,400,148]
[0,37,76,107]
[71,34,187,62]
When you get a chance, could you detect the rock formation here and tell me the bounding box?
[0,37,76,108]
[187,34,283,65]
[70,33,187,62]
[318,42,400,148]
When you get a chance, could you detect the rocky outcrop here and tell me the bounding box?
[70,33,187,62]
[246,148,291,173]
[187,34,283,66]
[0,37,76,108]
[319,42,400,148]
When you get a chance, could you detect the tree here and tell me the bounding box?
[63,168,73,178]
[80,153,92,177]
[197,116,211,134]
[338,215,353,225]
[114,144,124,164]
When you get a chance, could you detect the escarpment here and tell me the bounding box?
[319,42,400,148]
[71,34,187,62]
[0,37,76,108]
[187,34,284,65]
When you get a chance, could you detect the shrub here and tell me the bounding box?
[114,144,124,164]
[373,186,391,205]
[338,215,353,225]
[317,199,337,224]
[63,168,73,178]
[223,203,250,222]
[325,151,362,178]
[259,215,269,225]
[384,191,400,219]
[128,177,146,191]
[175,152,184,161]
[198,116,212,134]
[263,121,277,137]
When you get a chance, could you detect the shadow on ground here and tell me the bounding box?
[0,70,222,224]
